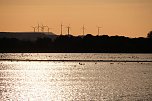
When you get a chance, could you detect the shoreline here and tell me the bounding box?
[0,59,152,62]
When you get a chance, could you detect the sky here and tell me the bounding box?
[0,0,152,37]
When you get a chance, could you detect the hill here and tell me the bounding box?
[0,32,57,41]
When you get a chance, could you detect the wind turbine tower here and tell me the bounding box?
[37,24,40,32]
[82,25,86,36]
[97,26,102,36]
[46,26,52,33]
[66,26,71,36]
[32,26,36,32]
[61,23,63,35]
[41,25,47,32]
[48,27,51,33]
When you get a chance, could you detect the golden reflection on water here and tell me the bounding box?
[19,62,51,100]
[1,61,68,100]
[0,61,152,101]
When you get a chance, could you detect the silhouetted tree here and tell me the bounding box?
[147,31,152,38]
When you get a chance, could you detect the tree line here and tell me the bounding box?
[0,32,152,53]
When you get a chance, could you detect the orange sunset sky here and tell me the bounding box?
[0,0,152,37]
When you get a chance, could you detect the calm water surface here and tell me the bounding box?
[0,53,152,101]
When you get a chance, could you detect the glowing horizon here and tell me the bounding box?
[0,0,152,37]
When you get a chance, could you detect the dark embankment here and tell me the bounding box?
[0,33,152,53]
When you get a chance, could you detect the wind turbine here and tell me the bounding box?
[66,25,71,36]
[31,26,36,32]
[37,24,40,32]
[46,26,52,33]
[82,25,86,36]
[97,26,102,36]
[40,24,47,32]
[61,23,63,35]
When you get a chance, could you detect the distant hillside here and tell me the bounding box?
[0,32,58,41]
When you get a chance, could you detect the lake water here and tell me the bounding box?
[0,53,152,101]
